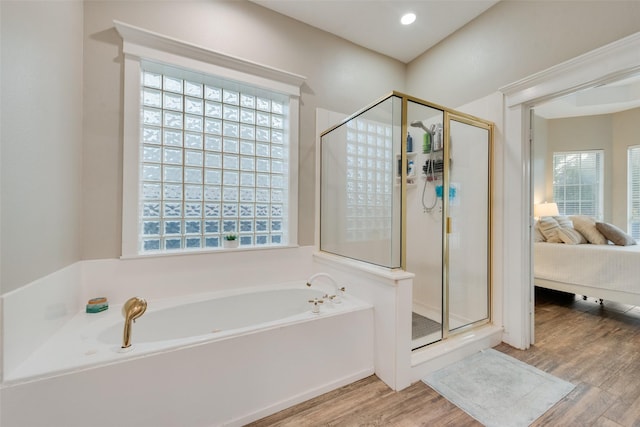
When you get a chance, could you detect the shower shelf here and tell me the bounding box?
[395,175,418,187]
[396,152,418,187]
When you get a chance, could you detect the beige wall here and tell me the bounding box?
[612,108,640,228]
[406,1,640,108]
[531,114,548,205]
[4,0,640,292]
[1,1,84,294]
[81,0,406,259]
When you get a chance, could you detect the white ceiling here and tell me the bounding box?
[535,73,640,119]
[251,0,640,118]
[250,0,499,63]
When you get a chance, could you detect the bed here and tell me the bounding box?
[533,242,640,305]
[534,242,640,306]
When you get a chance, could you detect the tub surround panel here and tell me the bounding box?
[81,246,316,305]
[312,252,414,391]
[2,262,82,378]
[312,250,501,392]
[1,305,374,427]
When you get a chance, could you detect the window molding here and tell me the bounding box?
[628,145,640,239]
[115,21,306,258]
[114,21,305,96]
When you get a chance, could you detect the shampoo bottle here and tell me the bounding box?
[407,132,413,153]
[423,132,431,153]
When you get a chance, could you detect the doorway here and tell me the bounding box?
[501,32,640,349]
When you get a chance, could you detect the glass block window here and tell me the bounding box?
[344,118,393,242]
[628,145,640,239]
[552,150,603,220]
[139,65,288,252]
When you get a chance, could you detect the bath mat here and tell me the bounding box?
[412,312,441,340]
[422,349,574,427]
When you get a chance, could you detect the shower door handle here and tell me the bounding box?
[446,217,452,234]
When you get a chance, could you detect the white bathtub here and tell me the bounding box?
[99,288,334,346]
[1,284,374,427]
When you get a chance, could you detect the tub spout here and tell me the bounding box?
[306,273,345,303]
[121,297,147,349]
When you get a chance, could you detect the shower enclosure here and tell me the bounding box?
[320,92,493,351]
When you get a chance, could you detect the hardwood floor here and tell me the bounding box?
[248,288,640,426]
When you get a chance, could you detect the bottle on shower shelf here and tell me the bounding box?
[433,124,443,151]
[423,131,431,154]
[407,132,413,153]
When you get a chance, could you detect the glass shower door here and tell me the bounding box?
[445,115,491,333]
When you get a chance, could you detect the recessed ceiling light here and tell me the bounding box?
[401,12,416,26]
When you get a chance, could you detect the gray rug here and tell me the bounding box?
[412,312,441,340]
[423,349,575,427]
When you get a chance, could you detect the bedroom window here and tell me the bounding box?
[116,21,304,257]
[628,145,640,239]
[552,150,603,219]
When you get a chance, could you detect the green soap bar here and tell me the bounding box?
[86,303,109,313]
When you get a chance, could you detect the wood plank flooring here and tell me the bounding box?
[248,288,640,426]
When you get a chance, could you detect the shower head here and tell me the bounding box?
[410,120,430,133]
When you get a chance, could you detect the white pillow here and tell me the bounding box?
[557,227,587,245]
[554,216,573,228]
[538,217,562,243]
[533,221,546,242]
[569,215,607,244]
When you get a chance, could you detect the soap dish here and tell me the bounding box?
[86,297,109,313]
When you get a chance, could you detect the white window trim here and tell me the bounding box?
[628,144,640,238]
[115,20,306,258]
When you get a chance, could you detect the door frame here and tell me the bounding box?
[500,32,640,349]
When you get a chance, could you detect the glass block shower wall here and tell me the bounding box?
[345,118,393,242]
[320,94,401,269]
[138,67,289,252]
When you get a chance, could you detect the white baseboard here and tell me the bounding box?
[227,368,375,426]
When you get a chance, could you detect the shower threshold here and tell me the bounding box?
[411,311,441,350]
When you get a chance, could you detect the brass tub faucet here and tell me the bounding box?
[121,296,147,349]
